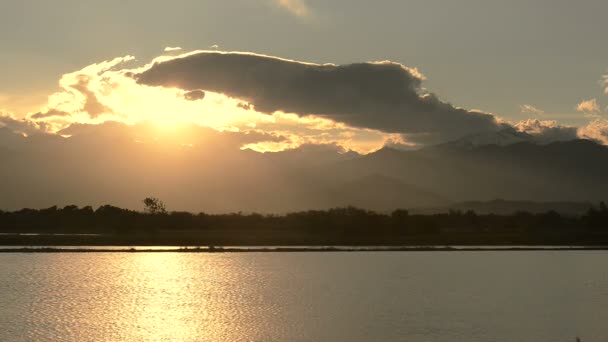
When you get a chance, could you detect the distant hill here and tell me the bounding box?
[435,128,531,149]
[1,123,607,213]
[336,139,608,205]
[323,174,449,211]
[411,199,595,216]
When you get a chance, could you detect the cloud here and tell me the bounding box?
[576,98,601,116]
[135,51,504,144]
[0,112,55,136]
[30,108,71,120]
[70,75,113,118]
[183,90,206,101]
[520,104,545,116]
[240,111,405,153]
[31,56,133,126]
[164,47,182,52]
[56,121,289,151]
[514,119,578,143]
[273,0,311,17]
[578,119,608,145]
[237,102,252,110]
[24,49,606,151]
[23,53,399,153]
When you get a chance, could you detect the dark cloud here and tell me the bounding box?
[30,108,71,119]
[183,90,205,101]
[0,126,27,148]
[136,52,503,144]
[0,113,51,136]
[237,102,252,110]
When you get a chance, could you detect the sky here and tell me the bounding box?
[1,0,608,151]
[1,0,608,211]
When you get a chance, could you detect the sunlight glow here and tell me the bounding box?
[24,51,413,153]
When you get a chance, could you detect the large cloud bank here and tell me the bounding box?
[2,49,606,152]
[136,51,505,144]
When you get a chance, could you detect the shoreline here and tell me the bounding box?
[1,246,608,253]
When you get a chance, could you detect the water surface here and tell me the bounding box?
[0,252,606,341]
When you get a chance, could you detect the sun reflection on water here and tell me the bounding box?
[1,253,608,341]
[122,254,199,341]
[109,253,260,342]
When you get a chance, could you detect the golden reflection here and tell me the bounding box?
[106,253,258,342]
[122,254,197,341]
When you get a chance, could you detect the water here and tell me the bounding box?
[0,252,606,342]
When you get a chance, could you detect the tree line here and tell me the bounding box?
[0,199,607,246]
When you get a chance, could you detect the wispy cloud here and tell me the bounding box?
[579,119,608,145]
[576,98,601,117]
[273,0,311,18]
[164,47,182,52]
[514,119,578,143]
[520,104,545,116]
[30,108,71,120]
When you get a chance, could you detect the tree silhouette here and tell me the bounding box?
[1,202,607,245]
[143,197,167,214]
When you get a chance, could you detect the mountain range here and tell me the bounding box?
[0,125,606,213]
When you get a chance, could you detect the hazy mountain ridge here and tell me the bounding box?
[435,128,532,149]
[342,138,608,204]
[0,123,607,212]
[411,199,596,216]
[322,174,449,211]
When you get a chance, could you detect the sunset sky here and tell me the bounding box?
[1,0,608,153]
[2,4,608,341]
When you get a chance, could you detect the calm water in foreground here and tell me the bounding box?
[0,252,607,342]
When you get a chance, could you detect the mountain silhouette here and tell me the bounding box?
[339,139,608,205]
[0,122,606,212]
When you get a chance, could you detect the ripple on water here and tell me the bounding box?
[0,252,607,341]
